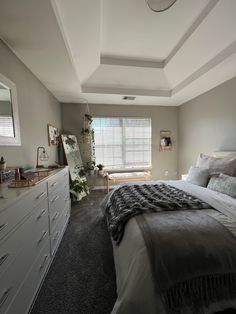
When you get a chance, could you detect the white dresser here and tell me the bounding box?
[0,167,70,314]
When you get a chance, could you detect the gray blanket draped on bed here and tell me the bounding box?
[104,184,236,313]
[105,184,212,245]
[136,211,236,313]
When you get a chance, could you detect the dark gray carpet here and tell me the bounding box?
[31,190,117,314]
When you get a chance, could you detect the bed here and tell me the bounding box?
[101,153,236,314]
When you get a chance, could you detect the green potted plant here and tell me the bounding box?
[70,178,90,201]
[0,156,6,171]
[97,163,104,175]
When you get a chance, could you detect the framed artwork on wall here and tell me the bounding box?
[48,124,59,146]
[160,130,173,152]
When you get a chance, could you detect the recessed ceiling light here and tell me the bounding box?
[123,96,136,100]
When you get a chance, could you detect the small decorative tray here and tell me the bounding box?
[8,179,36,188]
[8,170,53,188]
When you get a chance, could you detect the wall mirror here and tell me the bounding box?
[0,73,21,146]
[61,134,84,181]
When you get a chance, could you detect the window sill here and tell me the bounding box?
[104,167,152,173]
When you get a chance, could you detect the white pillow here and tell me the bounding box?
[196,153,236,176]
[186,166,210,187]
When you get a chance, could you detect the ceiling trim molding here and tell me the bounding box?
[50,0,82,91]
[172,40,236,95]
[165,0,220,66]
[82,85,171,97]
[100,55,164,68]
[99,0,219,70]
[83,40,236,99]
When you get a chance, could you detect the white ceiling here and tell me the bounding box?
[0,0,236,106]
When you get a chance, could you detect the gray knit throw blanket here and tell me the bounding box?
[105,183,213,245]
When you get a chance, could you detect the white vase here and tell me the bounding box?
[0,162,6,171]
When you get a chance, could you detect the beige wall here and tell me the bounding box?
[0,40,61,168]
[61,102,178,186]
[178,76,236,176]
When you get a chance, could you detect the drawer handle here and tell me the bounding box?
[53,231,59,241]
[0,224,7,233]
[39,255,48,271]
[51,195,59,203]
[36,209,47,221]
[38,231,47,244]
[0,288,11,308]
[36,191,46,200]
[52,212,59,221]
[51,182,57,188]
[0,254,9,267]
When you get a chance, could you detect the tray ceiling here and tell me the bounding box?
[0,0,236,106]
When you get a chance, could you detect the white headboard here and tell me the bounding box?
[213,151,236,158]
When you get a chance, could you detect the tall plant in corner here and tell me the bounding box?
[79,102,96,173]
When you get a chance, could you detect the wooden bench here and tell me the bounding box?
[104,171,151,193]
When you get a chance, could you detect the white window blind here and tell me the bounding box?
[93,117,151,170]
[0,116,14,137]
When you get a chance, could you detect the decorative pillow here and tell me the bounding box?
[196,153,236,176]
[186,166,210,187]
[207,173,236,198]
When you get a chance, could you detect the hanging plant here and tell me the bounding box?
[81,128,90,136]
[84,113,93,124]
[80,103,96,167]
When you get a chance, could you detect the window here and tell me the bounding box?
[0,116,14,137]
[93,117,151,170]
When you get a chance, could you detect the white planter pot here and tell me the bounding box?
[0,162,6,171]
[98,170,104,176]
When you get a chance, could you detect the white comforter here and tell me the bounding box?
[102,180,236,314]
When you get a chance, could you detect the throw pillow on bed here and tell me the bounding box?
[186,166,210,187]
[207,173,236,198]
[196,153,236,176]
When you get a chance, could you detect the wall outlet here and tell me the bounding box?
[164,170,169,176]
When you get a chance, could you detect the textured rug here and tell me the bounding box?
[31,190,117,314]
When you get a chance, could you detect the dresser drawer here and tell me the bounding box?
[0,230,50,314]
[47,168,69,194]
[48,186,69,216]
[50,203,70,256]
[0,198,49,280]
[0,182,47,242]
[5,241,50,314]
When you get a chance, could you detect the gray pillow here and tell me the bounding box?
[186,166,210,187]
[196,153,236,176]
[207,173,236,198]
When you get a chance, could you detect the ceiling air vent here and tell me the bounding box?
[123,96,136,100]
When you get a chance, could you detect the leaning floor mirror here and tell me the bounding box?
[0,73,21,146]
[61,134,89,200]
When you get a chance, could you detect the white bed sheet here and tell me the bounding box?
[104,180,236,314]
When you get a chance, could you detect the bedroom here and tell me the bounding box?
[0,0,236,313]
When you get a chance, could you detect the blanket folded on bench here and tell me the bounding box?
[104,183,212,244]
[136,211,236,313]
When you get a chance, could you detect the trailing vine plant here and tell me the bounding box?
[80,105,96,172]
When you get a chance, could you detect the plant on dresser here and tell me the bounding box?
[0,167,70,313]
